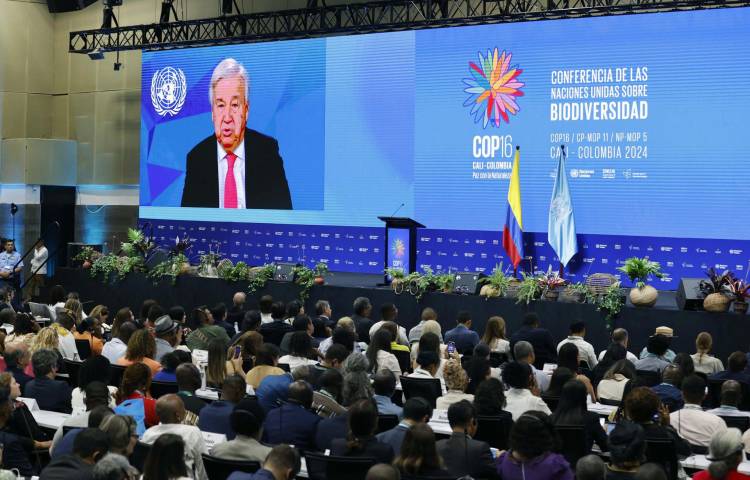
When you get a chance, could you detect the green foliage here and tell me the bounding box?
[248,264,275,292]
[73,246,100,263]
[89,254,142,283]
[313,262,329,277]
[197,252,221,276]
[434,273,454,292]
[516,273,542,305]
[480,264,512,296]
[596,283,625,330]
[565,282,594,303]
[217,261,251,283]
[294,265,316,302]
[617,257,663,288]
[385,267,406,279]
[147,253,189,285]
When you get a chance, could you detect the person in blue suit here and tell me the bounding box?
[228,444,300,480]
[444,311,480,355]
[262,381,322,452]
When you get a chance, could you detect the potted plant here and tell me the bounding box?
[479,264,511,298]
[313,262,329,285]
[73,246,100,269]
[148,253,189,285]
[434,273,454,293]
[724,278,750,314]
[170,236,192,274]
[616,257,664,307]
[537,267,566,301]
[596,282,625,331]
[248,264,275,292]
[198,252,221,277]
[700,268,735,313]
[562,282,591,304]
[516,273,542,305]
[385,267,406,293]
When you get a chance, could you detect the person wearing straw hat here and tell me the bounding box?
[695,428,750,479]
[639,326,676,362]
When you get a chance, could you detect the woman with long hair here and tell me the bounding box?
[0,387,36,476]
[436,359,473,410]
[71,355,118,412]
[591,343,627,386]
[117,362,158,427]
[692,332,724,376]
[556,343,597,402]
[341,352,374,406]
[331,399,394,463]
[26,326,62,376]
[597,359,636,402]
[473,377,509,417]
[206,338,243,388]
[88,305,109,327]
[63,298,83,324]
[115,329,161,375]
[110,307,134,340]
[279,330,316,370]
[411,331,445,375]
[481,316,510,354]
[73,317,104,355]
[466,354,492,395]
[237,330,263,371]
[546,367,575,398]
[549,379,608,453]
[495,411,573,480]
[366,329,401,378]
[142,433,191,480]
[393,423,447,477]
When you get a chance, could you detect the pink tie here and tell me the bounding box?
[224,152,238,209]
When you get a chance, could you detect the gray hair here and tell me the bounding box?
[209,58,249,105]
[92,453,139,480]
[513,341,534,362]
[353,297,371,316]
[707,428,745,479]
[31,349,59,377]
[291,365,311,381]
[342,352,373,406]
[99,415,137,455]
[576,454,606,480]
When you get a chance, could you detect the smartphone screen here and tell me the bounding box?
[234,346,241,358]
[447,342,455,354]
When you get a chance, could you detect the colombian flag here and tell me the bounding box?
[502,147,524,269]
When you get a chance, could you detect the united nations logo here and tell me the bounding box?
[550,197,571,220]
[150,66,187,117]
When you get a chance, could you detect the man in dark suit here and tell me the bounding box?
[376,397,433,456]
[444,311,480,355]
[509,312,557,369]
[227,292,246,332]
[262,381,322,451]
[351,297,374,344]
[311,299,334,339]
[25,349,72,414]
[436,400,498,479]
[181,58,292,210]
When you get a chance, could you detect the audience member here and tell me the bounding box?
[0,386,36,476]
[444,311,480,355]
[481,315,510,354]
[598,328,639,363]
[116,362,158,427]
[40,428,109,480]
[141,433,191,480]
[377,397,433,456]
[91,453,138,480]
[638,327,676,362]
[319,320,361,356]
[352,297,374,344]
[279,330,316,370]
[342,353,374,406]
[211,302,237,338]
[73,317,104,356]
[598,359,637,402]
[257,302,293,346]
[262,380,322,451]
[71,355,118,413]
[557,321,598,368]
[625,387,690,458]
[436,359,473,410]
[3,343,33,393]
[227,444,300,480]
[26,349,72,413]
[283,299,305,326]
[495,411,573,480]
[206,337,243,388]
[98,414,137,457]
[673,353,695,378]
[473,377,510,417]
[246,343,284,389]
[606,421,646,480]
[367,329,402,378]
[372,370,402,417]
[210,408,271,462]
[101,321,136,364]
[651,364,685,412]
[510,313,557,369]
[592,343,628,386]
[198,373,246,438]
[153,315,182,362]
[259,295,274,324]
[466,344,493,394]
[115,329,161,375]
[331,398,394,463]
[52,311,79,360]
[154,350,190,383]
[410,331,445,378]
[550,379,608,453]
[141,394,207,479]
[436,400,497,479]
[393,423,448,477]
[707,380,750,418]
[408,307,438,344]
[50,388,111,455]
[279,316,318,357]
[502,361,551,420]
[186,307,230,351]
[366,464,402,480]
[577,454,606,480]
[557,342,597,402]
[51,405,113,459]
[311,368,346,418]
[227,292,247,331]
[670,374,727,448]
[696,428,750,480]
[634,463,668,480]
[311,299,334,339]
[514,340,550,392]
[369,304,408,346]
[256,364,309,412]
[710,352,750,386]
[175,362,208,418]
[635,335,672,374]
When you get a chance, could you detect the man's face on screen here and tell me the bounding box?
[211,76,248,153]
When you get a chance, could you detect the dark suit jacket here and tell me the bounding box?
[510,326,558,369]
[436,432,498,479]
[376,423,409,456]
[25,377,72,414]
[315,414,348,451]
[262,403,321,452]
[352,315,373,344]
[331,437,394,464]
[444,325,480,355]
[181,128,292,209]
[259,320,293,347]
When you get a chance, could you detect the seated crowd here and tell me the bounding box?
[0,284,747,480]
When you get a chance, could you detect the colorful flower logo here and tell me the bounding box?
[463,48,525,128]
[392,239,406,258]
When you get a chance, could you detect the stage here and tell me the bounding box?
[49,268,749,362]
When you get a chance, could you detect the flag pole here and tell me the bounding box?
[558,144,566,279]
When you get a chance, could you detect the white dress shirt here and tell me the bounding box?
[670,403,727,447]
[707,405,750,418]
[369,321,409,345]
[375,350,402,379]
[142,423,208,479]
[558,336,598,368]
[102,337,128,364]
[30,247,48,275]
[216,140,246,209]
[278,355,317,371]
[598,349,638,364]
[504,387,551,421]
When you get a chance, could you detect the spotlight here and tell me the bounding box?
[114,61,122,71]
[87,48,105,60]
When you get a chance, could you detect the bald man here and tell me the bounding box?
[141,394,208,480]
[707,380,750,418]
[228,292,247,335]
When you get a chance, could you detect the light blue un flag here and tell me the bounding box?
[548,151,578,267]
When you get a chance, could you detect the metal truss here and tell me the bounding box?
[69,0,749,53]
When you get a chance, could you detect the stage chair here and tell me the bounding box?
[475,413,513,450]
[399,376,442,408]
[554,425,588,466]
[376,414,399,434]
[28,302,51,319]
[201,454,260,480]
[74,339,92,361]
[304,451,377,480]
